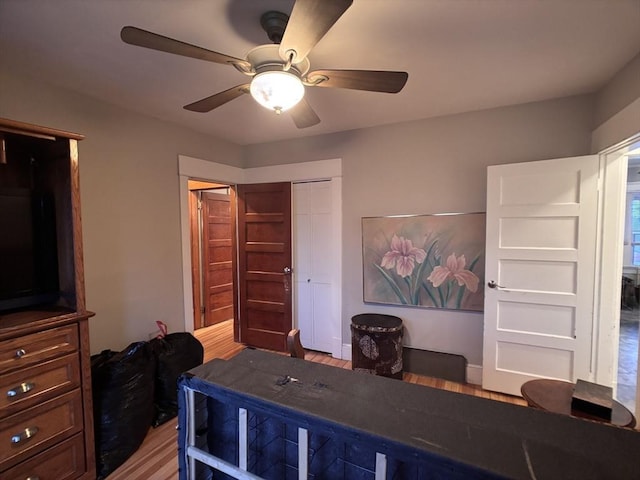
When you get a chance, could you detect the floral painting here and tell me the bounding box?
[362,213,485,311]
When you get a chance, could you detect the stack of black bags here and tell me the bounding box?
[91,332,204,479]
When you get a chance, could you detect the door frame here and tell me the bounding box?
[187,182,233,330]
[595,133,640,402]
[177,155,344,358]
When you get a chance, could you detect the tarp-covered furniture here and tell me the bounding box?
[178,349,640,480]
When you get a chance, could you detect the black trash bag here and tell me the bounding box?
[150,332,204,427]
[91,341,156,479]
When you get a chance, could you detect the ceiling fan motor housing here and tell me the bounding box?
[246,44,310,77]
[260,11,289,44]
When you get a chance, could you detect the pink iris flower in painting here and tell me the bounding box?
[381,235,426,278]
[427,253,479,292]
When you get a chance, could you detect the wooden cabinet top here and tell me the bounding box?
[0,118,84,141]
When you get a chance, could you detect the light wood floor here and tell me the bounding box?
[107,320,525,480]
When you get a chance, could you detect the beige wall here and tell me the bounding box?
[0,71,243,353]
[591,53,640,152]
[1,60,635,368]
[245,95,594,365]
[594,53,640,129]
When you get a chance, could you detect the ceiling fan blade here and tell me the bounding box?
[279,0,352,63]
[184,84,249,113]
[289,98,321,129]
[306,69,408,93]
[121,26,249,68]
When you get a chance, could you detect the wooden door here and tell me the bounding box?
[237,182,292,351]
[483,155,599,395]
[202,191,235,327]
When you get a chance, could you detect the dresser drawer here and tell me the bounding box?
[0,325,79,376]
[1,433,86,480]
[0,390,83,471]
[0,354,81,419]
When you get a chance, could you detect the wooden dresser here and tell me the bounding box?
[0,119,95,480]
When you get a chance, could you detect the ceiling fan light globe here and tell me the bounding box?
[250,71,305,113]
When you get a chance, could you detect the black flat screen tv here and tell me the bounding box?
[0,188,60,312]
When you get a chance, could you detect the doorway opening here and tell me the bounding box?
[178,155,343,358]
[617,148,640,414]
[188,179,298,352]
[188,179,236,333]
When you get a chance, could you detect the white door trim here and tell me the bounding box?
[177,155,343,358]
[593,149,628,387]
[593,133,640,396]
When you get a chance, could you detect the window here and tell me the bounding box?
[627,194,640,266]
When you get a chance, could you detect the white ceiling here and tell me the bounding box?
[1,0,639,146]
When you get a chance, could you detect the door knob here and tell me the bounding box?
[487,280,504,289]
[283,266,292,274]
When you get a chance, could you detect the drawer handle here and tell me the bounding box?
[26,477,41,480]
[7,382,36,398]
[10,426,38,445]
[15,348,27,359]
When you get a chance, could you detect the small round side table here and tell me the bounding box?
[521,379,636,428]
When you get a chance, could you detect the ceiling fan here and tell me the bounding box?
[120,0,408,129]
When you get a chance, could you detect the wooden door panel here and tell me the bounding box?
[202,191,234,328]
[208,200,230,215]
[247,222,286,240]
[243,191,286,213]
[209,223,233,237]
[209,265,232,284]
[208,287,234,324]
[237,182,292,351]
[244,309,287,351]
[248,280,285,302]
[209,245,232,263]
[209,287,233,304]
[246,252,285,271]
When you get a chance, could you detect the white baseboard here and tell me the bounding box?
[341,343,352,361]
[466,364,482,386]
[331,337,342,359]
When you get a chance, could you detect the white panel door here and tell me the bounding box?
[483,155,599,395]
[293,181,335,353]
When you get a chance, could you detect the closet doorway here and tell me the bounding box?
[188,180,235,330]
